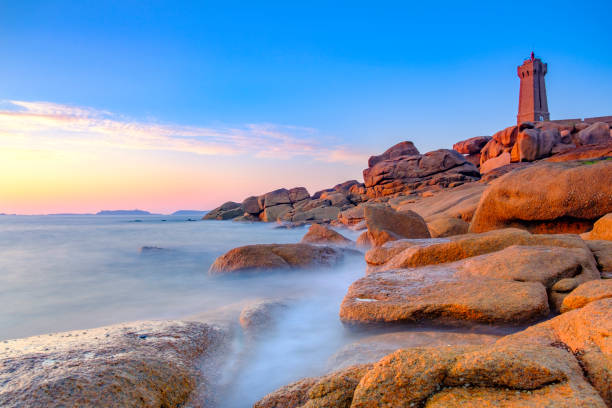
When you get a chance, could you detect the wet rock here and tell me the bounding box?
[300,224,352,246]
[583,213,612,240]
[208,243,345,275]
[363,206,430,247]
[0,320,226,408]
[497,298,612,405]
[327,331,500,370]
[202,201,243,220]
[366,228,588,272]
[363,147,480,198]
[576,122,612,146]
[427,217,469,238]
[239,298,288,335]
[453,136,492,155]
[470,160,612,234]
[560,280,612,312]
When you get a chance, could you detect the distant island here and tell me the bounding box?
[96,210,154,215]
[171,210,208,216]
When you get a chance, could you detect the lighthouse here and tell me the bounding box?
[517,52,550,124]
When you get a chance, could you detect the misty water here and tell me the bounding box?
[0,214,373,406]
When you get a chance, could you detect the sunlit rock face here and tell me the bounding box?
[0,320,227,408]
[363,145,480,198]
[470,159,612,234]
[208,243,347,275]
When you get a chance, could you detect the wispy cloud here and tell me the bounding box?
[0,100,367,164]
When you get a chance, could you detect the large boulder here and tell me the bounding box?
[510,128,560,162]
[497,298,612,405]
[560,280,612,312]
[453,136,492,155]
[342,244,598,325]
[263,188,292,207]
[470,160,612,234]
[363,206,430,247]
[363,148,480,198]
[257,343,606,407]
[492,125,519,147]
[365,228,589,272]
[479,138,505,165]
[300,224,352,246]
[479,151,510,174]
[208,243,345,275]
[583,213,612,240]
[0,320,225,408]
[288,187,310,203]
[242,196,262,215]
[292,206,341,222]
[367,141,419,167]
[202,201,244,220]
[576,122,611,146]
[260,204,293,222]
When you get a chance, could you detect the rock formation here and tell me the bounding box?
[300,224,353,246]
[470,160,612,234]
[208,243,347,274]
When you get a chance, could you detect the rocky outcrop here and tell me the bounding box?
[453,136,491,155]
[426,216,469,238]
[361,206,430,247]
[367,141,419,167]
[257,343,606,407]
[342,244,598,325]
[0,320,226,408]
[363,145,480,198]
[560,280,612,312]
[576,122,612,146]
[480,151,510,173]
[389,182,486,222]
[327,331,499,370]
[208,243,346,274]
[583,213,612,240]
[510,127,560,162]
[497,298,612,405]
[202,201,244,220]
[546,142,612,162]
[365,228,588,272]
[300,224,352,246]
[470,160,612,234]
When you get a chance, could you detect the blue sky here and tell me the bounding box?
[1,1,611,213]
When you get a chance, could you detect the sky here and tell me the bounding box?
[1,1,611,214]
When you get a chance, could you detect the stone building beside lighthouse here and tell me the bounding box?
[517,52,550,124]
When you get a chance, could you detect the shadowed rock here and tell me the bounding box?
[202,201,243,220]
[426,217,469,238]
[576,122,612,146]
[362,206,430,247]
[585,240,612,273]
[239,298,288,335]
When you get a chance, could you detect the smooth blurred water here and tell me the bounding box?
[0,214,368,405]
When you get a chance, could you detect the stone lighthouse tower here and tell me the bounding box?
[517,52,550,123]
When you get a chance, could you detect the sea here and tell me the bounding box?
[0,214,369,406]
